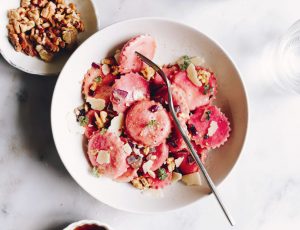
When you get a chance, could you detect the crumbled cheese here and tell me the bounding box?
[86,97,106,111]
[175,157,184,167]
[96,150,110,164]
[182,172,202,186]
[114,49,120,64]
[172,172,182,183]
[108,113,124,136]
[122,143,132,155]
[142,160,154,174]
[148,170,156,178]
[133,90,144,100]
[187,63,202,87]
[190,56,205,66]
[150,155,157,160]
[133,147,141,155]
[101,64,110,75]
[207,121,218,137]
[179,112,189,119]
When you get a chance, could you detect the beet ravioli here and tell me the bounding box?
[75,35,231,190]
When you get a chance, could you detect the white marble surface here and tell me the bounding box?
[1,0,300,229]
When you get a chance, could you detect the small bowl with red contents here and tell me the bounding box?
[64,220,113,230]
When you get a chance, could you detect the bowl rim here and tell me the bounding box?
[0,0,100,76]
[51,17,249,213]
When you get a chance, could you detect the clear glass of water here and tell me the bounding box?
[273,20,300,94]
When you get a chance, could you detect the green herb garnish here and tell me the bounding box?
[203,84,210,95]
[94,76,102,83]
[179,55,191,70]
[91,167,100,177]
[147,119,158,128]
[204,134,209,139]
[78,115,89,126]
[205,110,211,121]
[99,128,107,135]
[157,168,168,180]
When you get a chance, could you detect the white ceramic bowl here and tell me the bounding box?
[0,0,100,76]
[64,220,112,230]
[51,18,248,213]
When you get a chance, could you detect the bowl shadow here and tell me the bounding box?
[16,71,68,175]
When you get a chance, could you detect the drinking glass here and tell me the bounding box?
[273,20,300,94]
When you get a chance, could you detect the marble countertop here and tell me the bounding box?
[1,0,300,229]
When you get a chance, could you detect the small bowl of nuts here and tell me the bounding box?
[0,0,100,76]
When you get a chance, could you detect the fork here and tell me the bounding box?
[135,51,235,226]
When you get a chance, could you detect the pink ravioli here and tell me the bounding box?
[82,63,116,102]
[125,100,171,146]
[187,105,230,149]
[171,70,217,111]
[154,86,190,152]
[119,35,156,73]
[111,72,150,113]
[154,85,190,123]
[153,64,179,85]
[115,167,138,183]
[88,132,129,178]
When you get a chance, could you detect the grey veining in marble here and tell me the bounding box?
[1,0,300,229]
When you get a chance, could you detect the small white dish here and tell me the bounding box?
[51,18,248,213]
[0,0,100,76]
[64,220,112,230]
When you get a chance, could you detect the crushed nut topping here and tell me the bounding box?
[131,177,151,190]
[141,66,155,81]
[166,157,175,172]
[94,111,107,129]
[6,0,84,62]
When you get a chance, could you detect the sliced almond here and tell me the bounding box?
[100,111,108,123]
[172,172,182,183]
[86,97,106,111]
[182,172,202,186]
[175,157,184,167]
[148,170,156,178]
[187,63,202,87]
[101,64,110,75]
[114,49,120,64]
[142,160,153,174]
[190,56,205,66]
[122,143,132,155]
[107,113,124,136]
